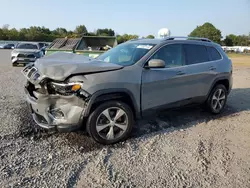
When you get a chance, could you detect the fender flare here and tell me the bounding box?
[206,75,230,99]
[83,88,140,118]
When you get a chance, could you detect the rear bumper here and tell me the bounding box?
[228,73,233,95]
[25,86,87,132]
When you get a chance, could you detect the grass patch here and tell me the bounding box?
[229,55,250,67]
[227,53,250,58]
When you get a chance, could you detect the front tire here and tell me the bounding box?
[206,84,228,114]
[86,101,134,145]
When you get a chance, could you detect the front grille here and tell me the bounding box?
[17,54,26,58]
[18,54,35,58]
[27,54,35,58]
[23,65,32,73]
[27,67,37,78]
[22,65,42,86]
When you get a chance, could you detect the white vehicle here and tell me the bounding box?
[11,42,44,67]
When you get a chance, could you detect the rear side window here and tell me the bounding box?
[183,44,209,65]
[206,46,222,61]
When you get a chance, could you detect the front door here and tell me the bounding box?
[141,43,189,113]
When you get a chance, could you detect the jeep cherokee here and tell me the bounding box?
[22,36,233,144]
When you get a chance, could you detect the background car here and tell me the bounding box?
[38,42,49,55]
[0,43,15,49]
[11,42,44,67]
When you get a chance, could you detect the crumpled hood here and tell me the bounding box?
[12,49,40,54]
[34,52,123,81]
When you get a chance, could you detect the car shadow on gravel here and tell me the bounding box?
[131,88,250,140]
[16,88,250,152]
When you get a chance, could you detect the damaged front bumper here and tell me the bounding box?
[24,84,88,132]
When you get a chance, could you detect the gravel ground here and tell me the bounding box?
[1,50,250,188]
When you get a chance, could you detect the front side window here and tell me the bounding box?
[184,44,209,65]
[206,46,222,61]
[150,44,183,67]
[16,43,38,50]
[97,42,155,66]
[38,43,45,49]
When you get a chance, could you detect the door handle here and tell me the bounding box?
[176,71,185,75]
[209,66,216,71]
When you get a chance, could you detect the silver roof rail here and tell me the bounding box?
[164,36,212,42]
[128,38,144,42]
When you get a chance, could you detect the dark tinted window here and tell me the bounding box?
[150,44,183,67]
[207,46,222,61]
[184,44,209,65]
[38,43,45,49]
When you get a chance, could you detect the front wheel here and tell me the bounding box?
[206,84,228,114]
[86,101,134,145]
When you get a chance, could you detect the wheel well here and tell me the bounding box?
[214,79,229,91]
[89,92,136,117]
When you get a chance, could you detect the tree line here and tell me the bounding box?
[189,22,250,46]
[0,23,249,46]
[0,24,154,44]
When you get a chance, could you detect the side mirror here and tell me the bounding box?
[147,59,165,68]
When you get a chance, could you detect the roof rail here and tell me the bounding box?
[127,38,142,42]
[164,36,212,42]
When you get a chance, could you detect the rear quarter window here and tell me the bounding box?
[183,44,209,65]
[206,46,222,61]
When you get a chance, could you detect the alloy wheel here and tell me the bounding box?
[96,107,128,140]
[211,88,226,112]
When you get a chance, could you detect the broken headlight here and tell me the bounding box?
[47,82,90,97]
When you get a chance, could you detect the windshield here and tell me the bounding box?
[96,42,155,66]
[16,43,38,49]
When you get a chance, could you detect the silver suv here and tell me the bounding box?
[12,42,44,67]
[22,37,233,144]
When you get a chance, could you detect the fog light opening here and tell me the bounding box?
[49,108,65,119]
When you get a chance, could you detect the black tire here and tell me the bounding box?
[206,84,228,114]
[86,101,134,145]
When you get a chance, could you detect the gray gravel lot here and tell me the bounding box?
[1,49,250,188]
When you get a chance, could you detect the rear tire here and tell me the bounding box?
[206,84,228,114]
[86,101,134,145]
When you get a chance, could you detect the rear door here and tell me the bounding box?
[182,43,217,99]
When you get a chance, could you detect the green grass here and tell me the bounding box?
[227,53,250,58]
[228,54,250,67]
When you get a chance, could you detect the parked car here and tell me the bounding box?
[11,42,44,67]
[22,36,233,144]
[0,43,15,49]
[38,42,49,55]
